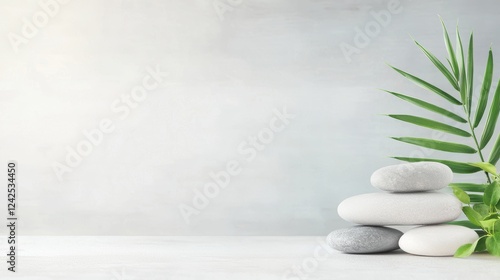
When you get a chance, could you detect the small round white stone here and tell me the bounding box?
[370,162,453,192]
[399,225,478,256]
[327,226,403,254]
[337,192,462,225]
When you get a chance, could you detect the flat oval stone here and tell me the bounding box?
[399,225,478,256]
[327,226,403,253]
[371,162,453,192]
[337,192,461,225]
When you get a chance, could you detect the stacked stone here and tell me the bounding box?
[327,162,478,256]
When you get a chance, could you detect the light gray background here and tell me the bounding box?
[0,0,499,235]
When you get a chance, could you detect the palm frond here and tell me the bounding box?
[489,134,500,165]
[392,137,476,153]
[414,40,459,90]
[469,194,485,203]
[479,79,500,149]
[467,33,474,113]
[384,90,467,123]
[456,28,467,105]
[392,157,481,173]
[440,18,459,79]
[388,115,471,137]
[449,183,489,192]
[389,66,462,105]
[473,49,494,128]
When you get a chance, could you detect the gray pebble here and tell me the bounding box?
[371,162,453,192]
[327,226,403,254]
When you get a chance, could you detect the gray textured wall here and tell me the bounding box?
[0,0,499,235]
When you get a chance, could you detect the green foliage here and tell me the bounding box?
[473,49,493,128]
[388,115,471,137]
[449,183,488,192]
[455,236,486,258]
[392,137,476,154]
[384,91,467,122]
[486,233,500,256]
[385,19,500,257]
[462,206,482,226]
[473,203,489,217]
[469,162,497,176]
[480,81,500,149]
[452,187,470,204]
[449,166,500,257]
[484,180,500,208]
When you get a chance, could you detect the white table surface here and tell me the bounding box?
[0,236,499,280]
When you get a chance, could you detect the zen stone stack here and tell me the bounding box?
[327,162,478,256]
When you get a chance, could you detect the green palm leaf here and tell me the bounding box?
[389,66,462,105]
[448,220,482,229]
[473,49,494,128]
[488,133,500,165]
[414,40,459,90]
[449,183,488,192]
[479,79,500,149]
[467,33,474,113]
[384,91,466,123]
[392,137,476,153]
[392,157,481,173]
[456,28,467,105]
[446,58,456,77]
[388,115,471,137]
[469,194,484,203]
[440,18,459,79]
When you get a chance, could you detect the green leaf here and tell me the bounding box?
[454,242,476,258]
[384,91,467,123]
[460,65,467,108]
[495,220,500,233]
[392,137,476,153]
[452,186,470,204]
[486,234,500,256]
[484,213,500,220]
[393,157,481,174]
[440,18,459,79]
[463,206,483,226]
[481,219,497,233]
[480,79,500,149]
[476,235,488,252]
[467,33,474,114]
[446,58,457,78]
[467,162,497,175]
[449,183,488,192]
[456,28,467,105]
[480,218,500,236]
[474,49,494,128]
[488,132,500,165]
[473,203,489,217]
[469,194,485,203]
[414,40,459,90]
[484,181,500,207]
[388,115,471,137]
[389,66,462,105]
[455,237,482,258]
[448,220,482,229]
